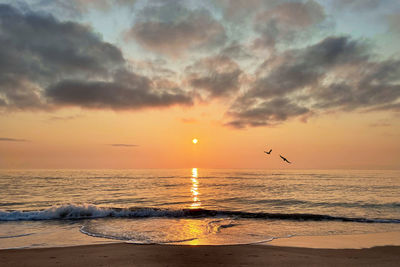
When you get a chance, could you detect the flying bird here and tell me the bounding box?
[264,149,272,155]
[280,155,291,164]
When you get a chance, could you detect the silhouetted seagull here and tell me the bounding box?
[264,149,272,155]
[280,155,291,164]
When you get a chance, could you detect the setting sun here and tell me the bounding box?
[192,138,198,144]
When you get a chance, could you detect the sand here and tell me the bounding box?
[1,243,400,267]
[269,231,400,249]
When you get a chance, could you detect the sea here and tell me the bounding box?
[0,169,399,249]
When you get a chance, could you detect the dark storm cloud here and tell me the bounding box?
[227,36,400,128]
[0,4,192,111]
[186,55,242,98]
[125,2,226,57]
[0,137,28,142]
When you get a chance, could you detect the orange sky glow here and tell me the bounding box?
[1,104,399,169]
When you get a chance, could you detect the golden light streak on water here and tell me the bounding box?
[191,168,201,208]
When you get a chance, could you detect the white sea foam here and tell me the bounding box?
[0,204,125,221]
[0,204,188,221]
[1,204,400,223]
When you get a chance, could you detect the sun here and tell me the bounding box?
[192,138,198,144]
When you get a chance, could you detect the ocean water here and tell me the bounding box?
[0,169,399,248]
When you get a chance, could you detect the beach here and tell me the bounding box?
[1,243,400,267]
[1,169,399,265]
[2,0,400,265]
[2,232,400,266]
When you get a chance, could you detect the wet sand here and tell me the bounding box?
[269,231,400,249]
[1,243,400,267]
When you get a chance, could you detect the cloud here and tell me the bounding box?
[109,143,138,147]
[367,102,400,112]
[2,1,400,131]
[227,97,309,128]
[259,1,325,28]
[252,0,326,49]
[251,36,369,98]
[333,0,381,11]
[0,137,28,142]
[130,59,176,78]
[312,61,400,111]
[47,114,83,121]
[369,122,392,127]
[185,55,242,98]
[125,3,226,57]
[46,71,192,110]
[217,0,277,22]
[0,76,44,110]
[0,4,192,111]
[0,4,123,109]
[227,36,400,128]
[388,13,400,35]
[8,0,137,19]
[220,42,254,60]
[71,0,137,12]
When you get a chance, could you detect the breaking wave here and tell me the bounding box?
[1,204,399,223]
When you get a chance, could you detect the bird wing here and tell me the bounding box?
[280,155,291,163]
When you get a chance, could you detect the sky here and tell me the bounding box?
[0,0,400,169]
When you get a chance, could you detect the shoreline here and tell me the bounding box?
[1,232,400,266]
[1,230,400,250]
[267,231,400,249]
[1,243,400,267]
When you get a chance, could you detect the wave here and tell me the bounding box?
[79,225,199,244]
[253,199,400,209]
[0,233,35,239]
[1,204,399,223]
[206,219,239,233]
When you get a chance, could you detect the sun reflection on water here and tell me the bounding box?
[191,168,201,208]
